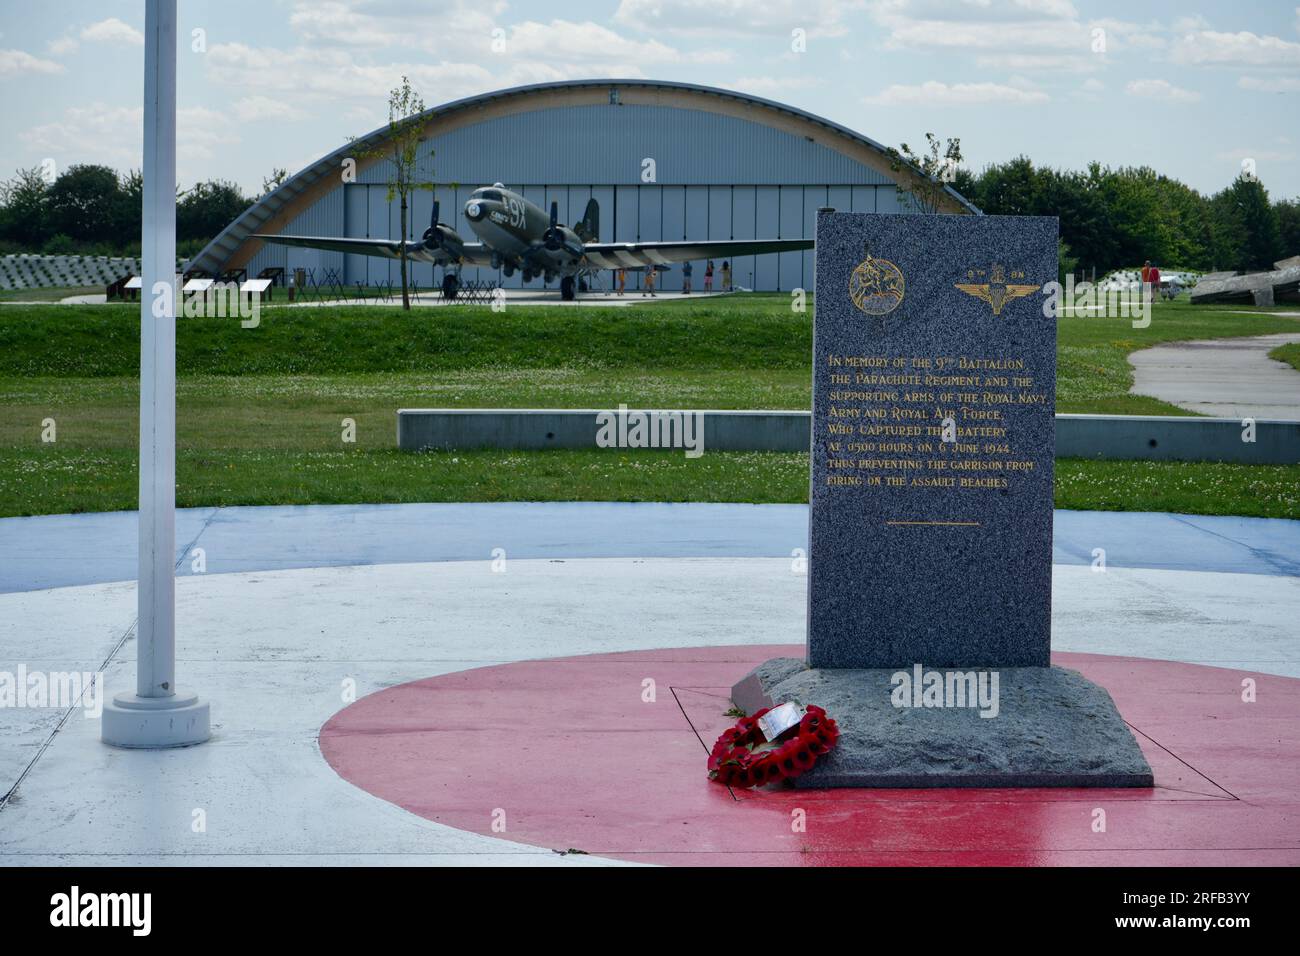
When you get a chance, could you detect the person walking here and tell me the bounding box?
[681,260,693,294]
[1148,262,1161,302]
[643,267,657,297]
[721,261,731,292]
[704,259,714,292]
[616,267,626,296]
[1140,260,1152,302]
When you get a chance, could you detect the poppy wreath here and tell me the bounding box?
[707,704,839,788]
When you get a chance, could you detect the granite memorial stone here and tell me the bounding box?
[809,212,1057,668]
[731,210,1153,788]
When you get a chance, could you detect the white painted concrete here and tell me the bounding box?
[1130,332,1300,419]
[1,557,1297,865]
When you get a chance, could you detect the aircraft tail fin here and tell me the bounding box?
[575,198,599,242]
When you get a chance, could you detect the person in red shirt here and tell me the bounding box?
[1149,263,1161,301]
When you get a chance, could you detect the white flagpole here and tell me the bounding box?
[102,0,210,748]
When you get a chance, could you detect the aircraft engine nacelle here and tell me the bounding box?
[544,224,584,260]
[541,200,585,260]
[421,199,465,261]
[422,223,465,260]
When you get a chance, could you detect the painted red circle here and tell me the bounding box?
[320,646,1300,866]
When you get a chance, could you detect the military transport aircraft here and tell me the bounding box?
[253,184,813,300]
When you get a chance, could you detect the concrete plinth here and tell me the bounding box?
[732,658,1153,788]
[101,690,211,749]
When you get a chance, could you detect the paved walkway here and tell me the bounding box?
[24,289,732,308]
[1,502,1296,865]
[1129,331,1300,419]
[3,502,1298,594]
[285,289,729,308]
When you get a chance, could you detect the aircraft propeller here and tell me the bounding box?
[422,200,441,249]
[542,200,564,251]
[542,200,582,257]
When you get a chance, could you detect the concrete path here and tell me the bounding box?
[2,289,736,308]
[3,502,1299,594]
[1,502,1296,865]
[1,557,1297,865]
[286,288,731,308]
[1129,331,1300,419]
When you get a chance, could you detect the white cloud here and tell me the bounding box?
[47,36,79,56]
[232,95,298,123]
[205,43,495,104]
[1068,77,1104,100]
[866,1,1160,58]
[505,19,696,64]
[287,0,498,50]
[200,3,722,119]
[613,0,867,38]
[281,1,722,66]
[80,17,144,46]
[863,80,1049,105]
[730,75,817,95]
[974,52,1098,71]
[19,104,237,169]
[1125,78,1200,102]
[1015,0,1079,17]
[1238,75,1300,93]
[1169,30,1300,67]
[1171,15,1211,33]
[1216,146,1295,163]
[0,48,64,76]
[869,0,1081,50]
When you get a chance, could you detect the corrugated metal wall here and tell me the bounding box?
[244,102,906,293]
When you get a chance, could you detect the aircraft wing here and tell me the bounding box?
[581,238,813,270]
[251,234,495,266]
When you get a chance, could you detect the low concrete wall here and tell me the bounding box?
[397,408,809,453]
[1055,414,1300,464]
[397,408,1300,464]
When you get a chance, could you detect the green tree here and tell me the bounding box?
[177,179,251,243]
[885,133,963,214]
[1039,167,1110,276]
[113,169,143,245]
[351,75,435,309]
[261,167,288,197]
[1096,166,1173,270]
[1210,175,1282,271]
[1273,198,1300,258]
[1057,237,1079,285]
[45,164,121,244]
[970,156,1042,216]
[0,166,51,248]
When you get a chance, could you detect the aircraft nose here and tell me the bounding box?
[464,200,484,222]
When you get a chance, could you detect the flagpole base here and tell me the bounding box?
[101,690,211,748]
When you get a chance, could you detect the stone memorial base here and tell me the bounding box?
[732,659,1153,789]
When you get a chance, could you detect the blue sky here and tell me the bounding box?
[2,0,1299,199]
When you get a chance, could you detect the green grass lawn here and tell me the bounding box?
[0,294,1296,518]
[0,285,109,303]
[1271,342,1300,372]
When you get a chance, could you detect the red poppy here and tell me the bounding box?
[708,704,838,788]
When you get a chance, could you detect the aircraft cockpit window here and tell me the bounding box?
[477,189,503,201]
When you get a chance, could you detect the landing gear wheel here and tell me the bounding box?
[560,276,576,301]
[441,273,460,300]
